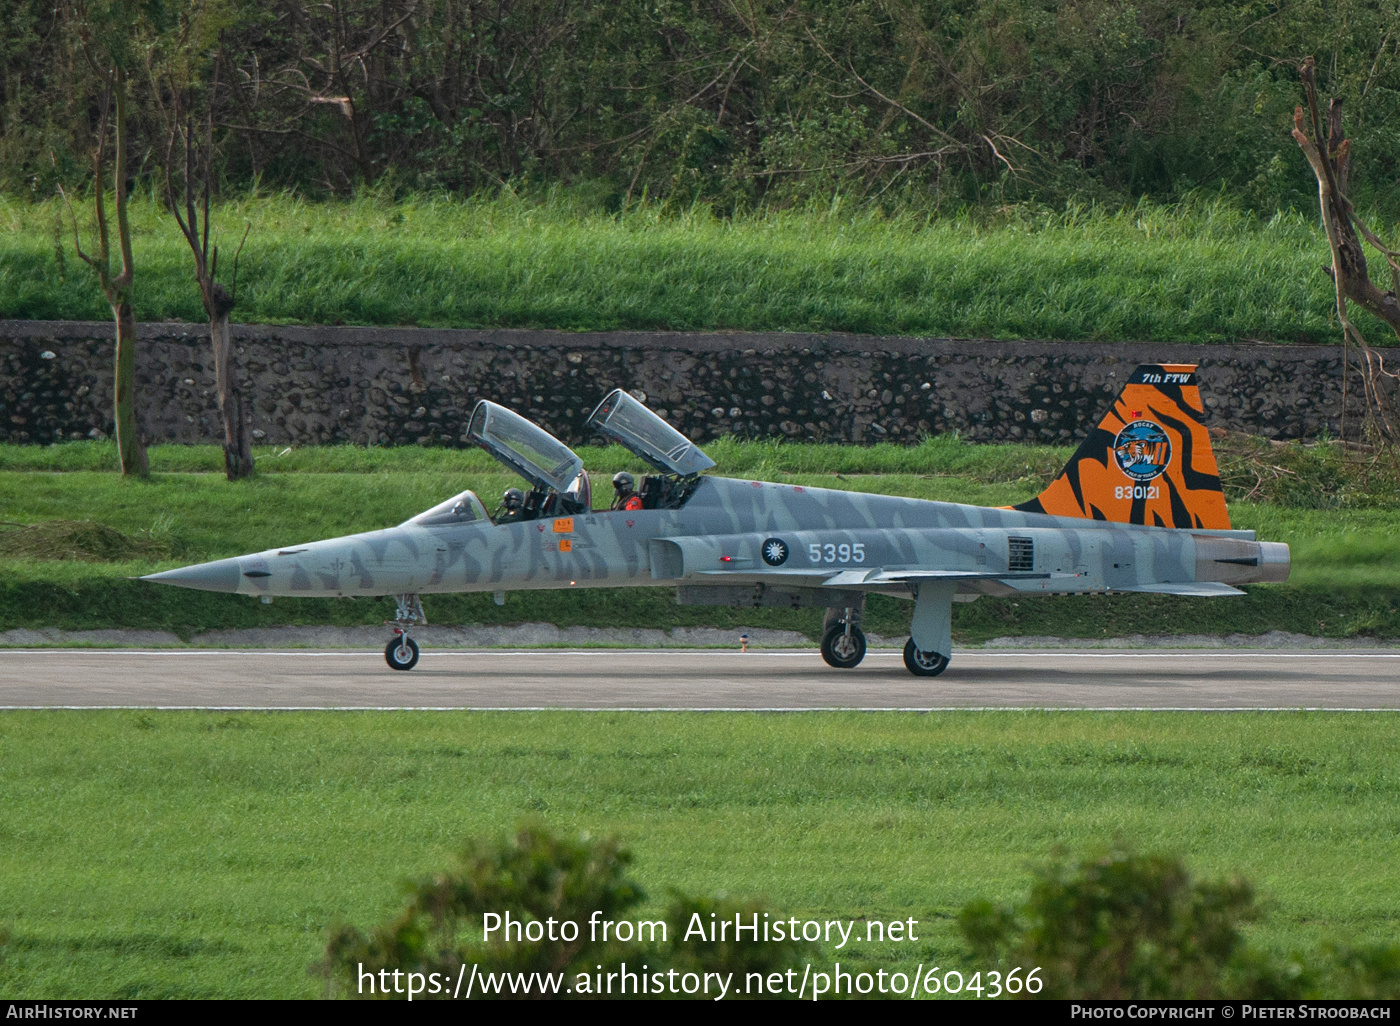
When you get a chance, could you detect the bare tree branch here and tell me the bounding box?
[805,27,965,150]
[55,184,98,270]
[1291,55,1400,444]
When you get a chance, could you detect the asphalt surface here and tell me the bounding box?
[2,648,1399,709]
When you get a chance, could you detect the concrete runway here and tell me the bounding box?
[2,647,1400,709]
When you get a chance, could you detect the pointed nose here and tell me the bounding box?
[142,557,243,593]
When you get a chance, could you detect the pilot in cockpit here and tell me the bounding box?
[610,472,644,511]
[495,487,526,522]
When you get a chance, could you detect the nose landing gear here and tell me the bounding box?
[820,603,867,669]
[385,633,420,671]
[385,593,425,671]
[821,622,867,668]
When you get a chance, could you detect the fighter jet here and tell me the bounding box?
[144,364,1289,675]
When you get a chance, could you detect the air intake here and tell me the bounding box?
[1008,537,1034,572]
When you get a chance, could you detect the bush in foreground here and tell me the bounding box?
[960,844,1400,999]
[320,822,812,999]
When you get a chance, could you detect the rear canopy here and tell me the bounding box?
[587,389,715,477]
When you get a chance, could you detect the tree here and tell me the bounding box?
[1291,56,1400,444]
[156,20,254,481]
[57,5,149,478]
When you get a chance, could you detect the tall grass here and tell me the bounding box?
[0,436,1072,479]
[3,192,1392,343]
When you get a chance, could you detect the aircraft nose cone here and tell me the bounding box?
[142,557,242,593]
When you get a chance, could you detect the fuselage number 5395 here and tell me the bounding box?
[809,542,865,564]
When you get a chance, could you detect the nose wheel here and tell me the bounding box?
[903,639,949,677]
[385,633,420,671]
[820,621,867,668]
[385,593,425,670]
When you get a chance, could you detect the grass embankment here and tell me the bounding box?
[0,437,1396,641]
[1,710,1396,997]
[4,194,1394,343]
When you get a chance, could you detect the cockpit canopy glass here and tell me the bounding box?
[403,489,489,527]
[586,389,715,478]
[466,401,584,493]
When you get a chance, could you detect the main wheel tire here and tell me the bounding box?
[903,638,949,677]
[821,623,867,668]
[385,635,420,671]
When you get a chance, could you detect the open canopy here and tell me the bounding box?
[466,401,584,493]
[586,389,715,478]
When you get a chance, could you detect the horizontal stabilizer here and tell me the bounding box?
[1114,582,1245,596]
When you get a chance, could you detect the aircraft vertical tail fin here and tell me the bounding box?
[1013,364,1230,529]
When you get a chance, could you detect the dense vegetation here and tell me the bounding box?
[8,193,1396,342]
[4,0,1399,216]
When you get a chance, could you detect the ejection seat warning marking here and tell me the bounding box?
[553,518,574,533]
[558,540,573,553]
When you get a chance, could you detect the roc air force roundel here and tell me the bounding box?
[1113,420,1172,482]
[762,538,789,566]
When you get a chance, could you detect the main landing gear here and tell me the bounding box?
[903,640,949,677]
[385,593,425,671]
[902,581,955,677]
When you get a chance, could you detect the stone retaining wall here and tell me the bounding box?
[0,320,1359,447]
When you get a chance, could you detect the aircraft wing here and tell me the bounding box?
[694,567,1071,586]
[1111,582,1245,596]
[692,567,1236,596]
[821,569,1067,586]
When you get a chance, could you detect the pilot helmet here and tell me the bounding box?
[612,472,635,493]
[502,487,524,508]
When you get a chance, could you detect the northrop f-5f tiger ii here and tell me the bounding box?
[145,364,1289,675]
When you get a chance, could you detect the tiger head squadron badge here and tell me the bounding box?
[1113,420,1171,482]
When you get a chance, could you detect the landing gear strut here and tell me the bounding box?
[904,581,954,677]
[385,593,425,671]
[820,603,867,669]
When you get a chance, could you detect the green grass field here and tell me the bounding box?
[9,184,1400,1003]
[1,710,1396,998]
[0,438,1396,641]
[5,193,1396,344]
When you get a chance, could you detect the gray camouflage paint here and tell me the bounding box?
[144,473,1289,654]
